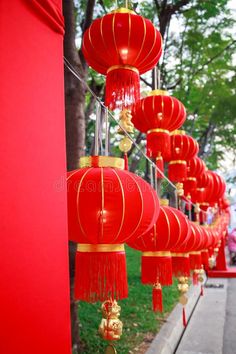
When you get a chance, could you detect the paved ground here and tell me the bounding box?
[146,277,236,354]
[223,278,236,354]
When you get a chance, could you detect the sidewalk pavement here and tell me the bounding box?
[146,277,236,354]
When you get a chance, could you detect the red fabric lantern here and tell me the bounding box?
[184,157,205,196]
[189,223,203,271]
[168,131,199,182]
[131,90,186,168]
[128,204,189,311]
[67,156,160,302]
[82,8,162,110]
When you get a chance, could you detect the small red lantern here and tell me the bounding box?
[168,131,199,182]
[131,90,186,174]
[184,157,205,196]
[82,8,162,110]
[128,203,189,312]
[67,156,160,302]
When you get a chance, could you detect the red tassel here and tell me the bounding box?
[124,153,129,170]
[156,155,164,179]
[182,307,187,327]
[201,250,209,270]
[152,284,163,312]
[189,253,202,270]
[168,161,187,182]
[172,255,190,277]
[141,255,173,286]
[74,248,128,302]
[192,271,199,286]
[200,284,204,296]
[105,67,140,111]
[147,131,170,160]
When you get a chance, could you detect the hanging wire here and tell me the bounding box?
[64,56,209,215]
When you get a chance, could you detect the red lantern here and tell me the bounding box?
[184,157,205,196]
[131,90,186,172]
[168,131,199,182]
[128,204,189,312]
[67,156,160,302]
[82,8,162,110]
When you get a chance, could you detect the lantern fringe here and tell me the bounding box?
[201,250,209,270]
[156,156,164,179]
[189,253,202,270]
[168,162,187,182]
[200,284,204,296]
[124,153,129,170]
[192,271,199,286]
[172,256,190,277]
[182,307,187,327]
[152,285,163,312]
[74,250,128,302]
[141,256,173,286]
[147,131,170,160]
[105,67,140,111]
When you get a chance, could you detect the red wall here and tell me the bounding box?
[0,1,71,353]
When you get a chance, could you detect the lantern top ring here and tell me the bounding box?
[148,89,169,96]
[170,130,186,135]
[147,128,170,135]
[79,156,125,169]
[107,65,139,74]
[111,7,136,15]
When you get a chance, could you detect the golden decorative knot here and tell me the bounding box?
[98,300,123,341]
[119,136,133,153]
[118,109,134,134]
[79,156,124,170]
[77,244,125,253]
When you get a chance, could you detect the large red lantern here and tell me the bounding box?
[82,8,162,110]
[67,156,160,302]
[168,131,199,182]
[131,90,186,172]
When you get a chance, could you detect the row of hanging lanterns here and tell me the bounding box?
[66,2,230,351]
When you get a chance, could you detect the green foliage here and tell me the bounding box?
[77,246,179,354]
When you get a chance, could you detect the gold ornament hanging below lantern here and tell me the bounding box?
[98,300,123,342]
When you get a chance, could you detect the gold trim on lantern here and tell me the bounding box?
[107,65,139,74]
[202,249,208,252]
[160,198,169,206]
[189,251,201,255]
[142,251,171,257]
[169,160,186,165]
[170,130,186,135]
[187,177,197,182]
[148,89,169,96]
[111,7,136,15]
[79,156,124,170]
[171,252,189,257]
[77,244,125,252]
[200,202,209,206]
[147,128,169,135]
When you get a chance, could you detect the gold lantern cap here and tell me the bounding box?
[111,8,136,15]
[148,89,169,97]
[170,130,186,135]
[80,156,124,170]
[160,198,169,206]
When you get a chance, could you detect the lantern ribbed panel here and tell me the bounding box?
[131,93,186,159]
[82,11,162,109]
[67,157,160,302]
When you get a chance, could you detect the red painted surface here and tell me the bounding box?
[0,1,71,353]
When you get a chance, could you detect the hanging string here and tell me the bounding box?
[95,102,101,155]
[64,57,209,215]
[104,107,109,156]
